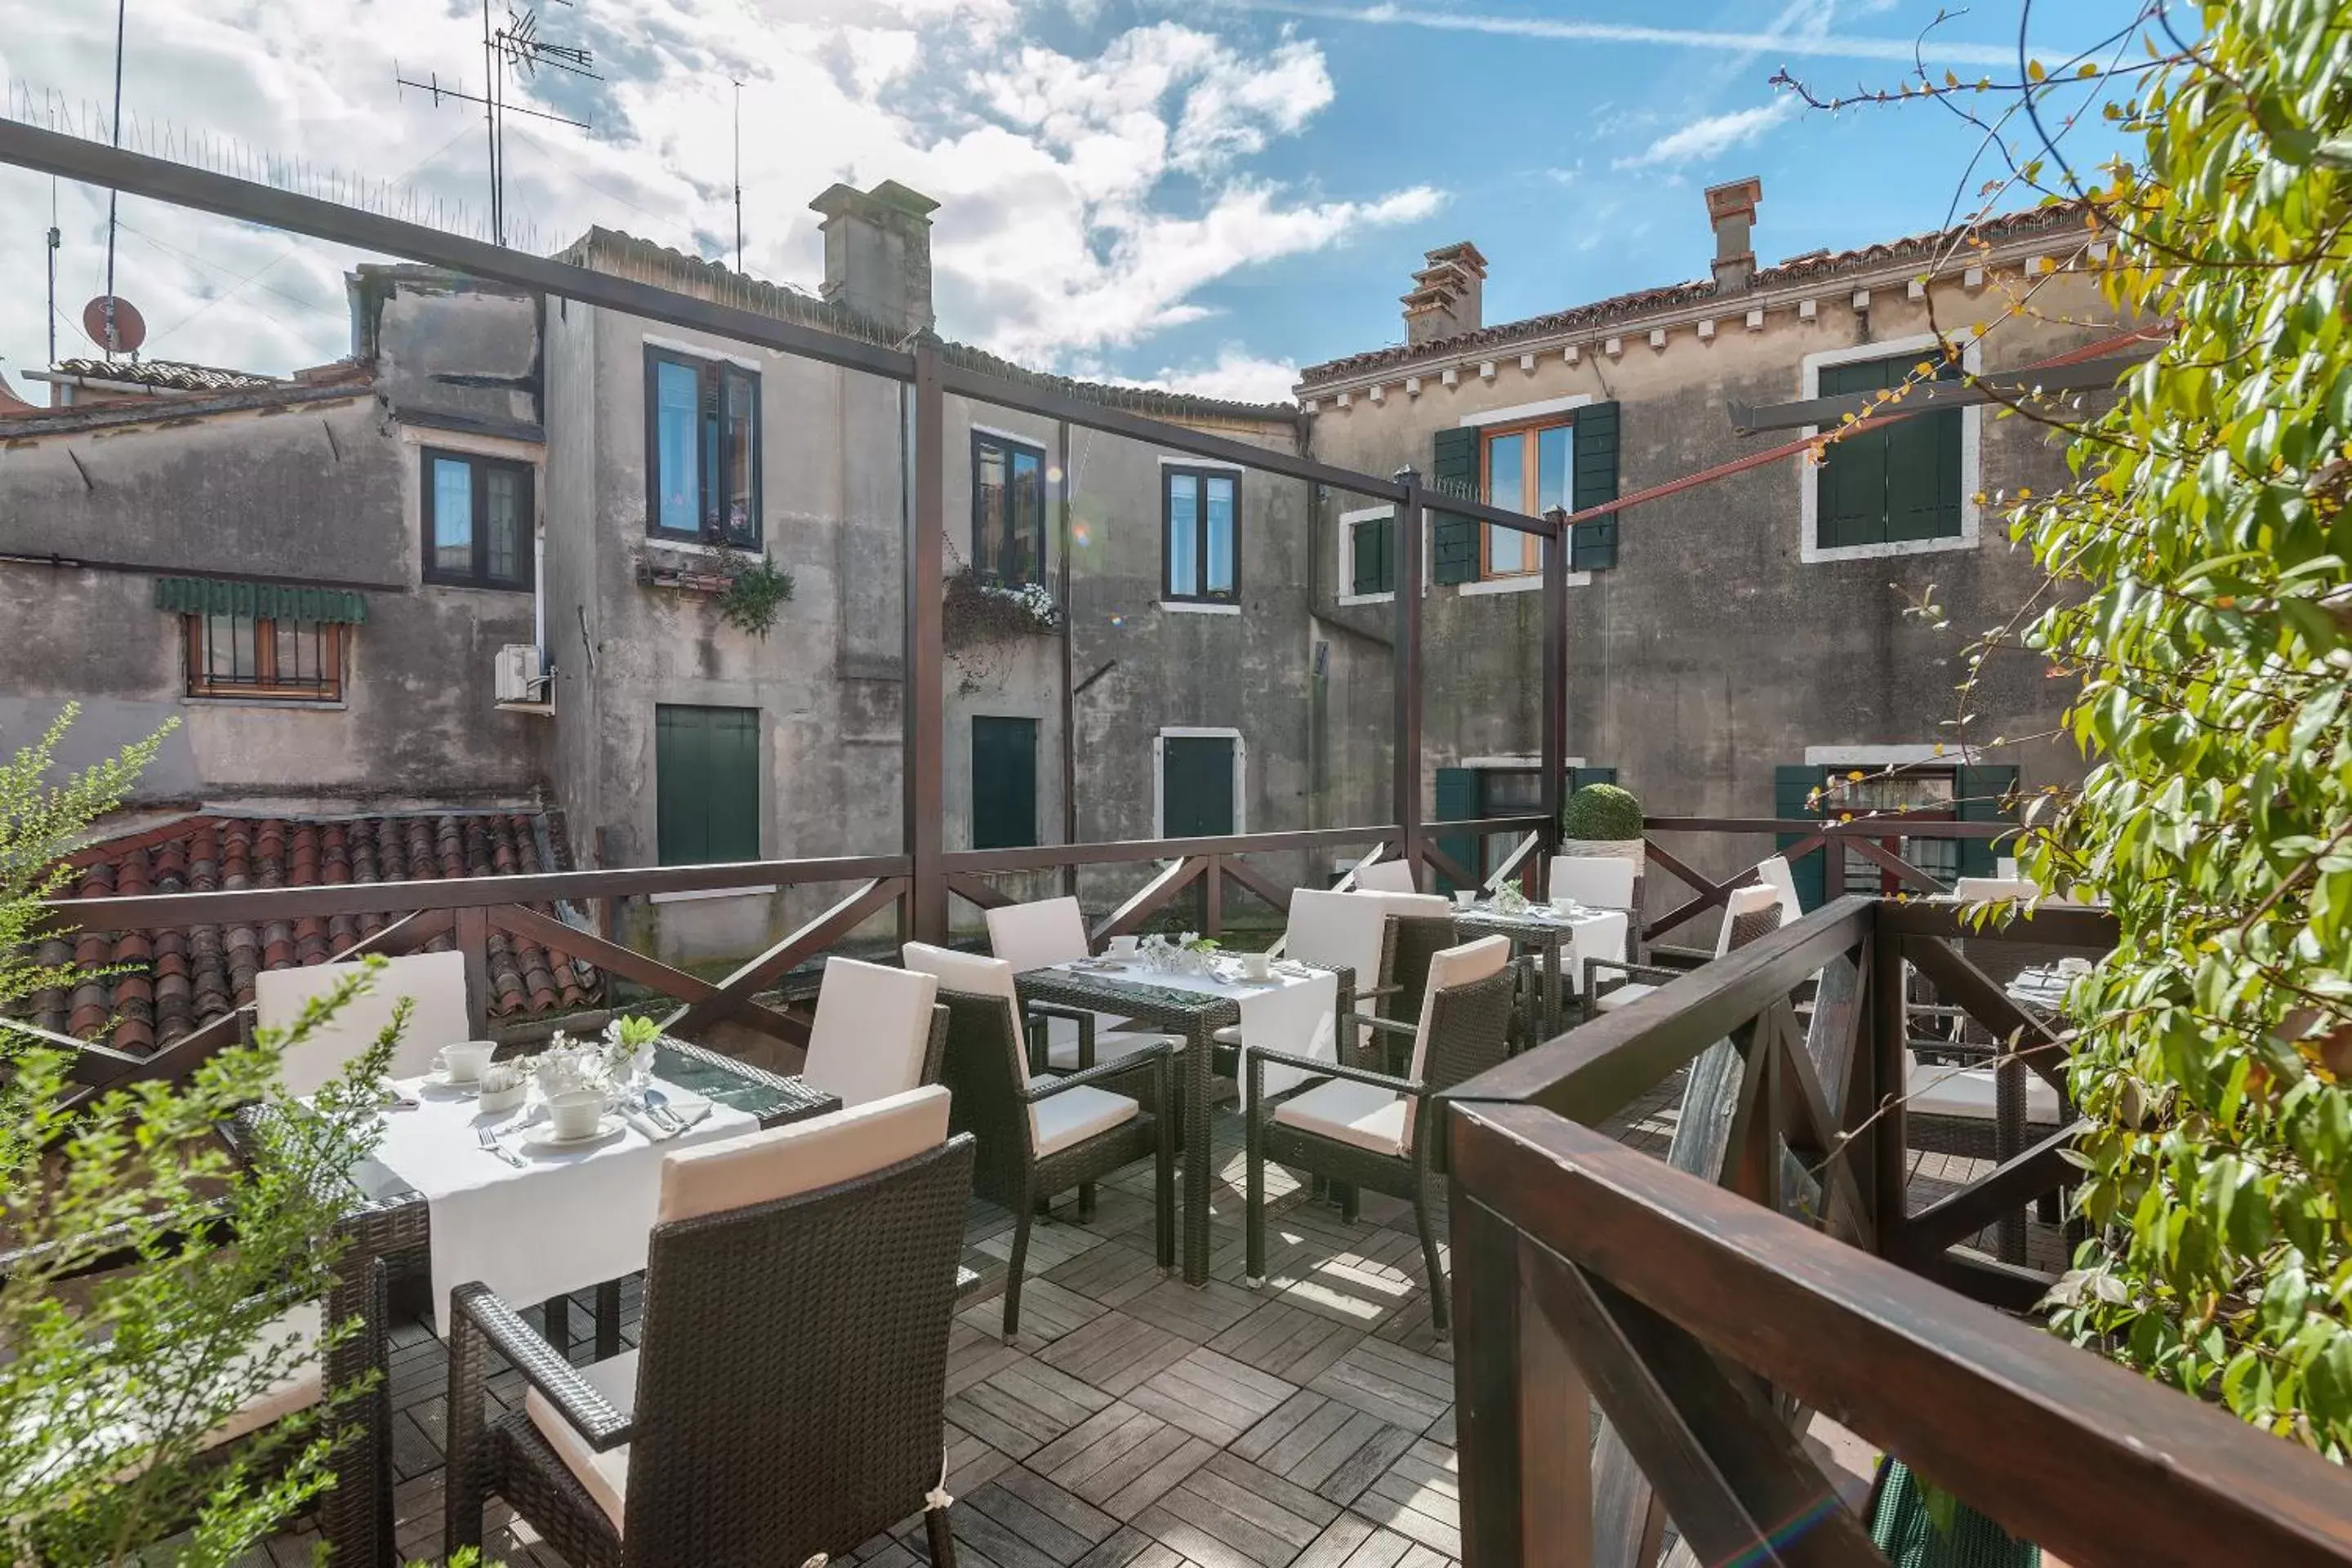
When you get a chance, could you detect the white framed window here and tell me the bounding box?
[1799,331,1982,564]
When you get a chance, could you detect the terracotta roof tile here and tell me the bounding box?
[28,810,597,1054]
[1296,199,2098,386]
[48,357,281,393]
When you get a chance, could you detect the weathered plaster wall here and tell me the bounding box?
[0,375,547,806]
[1301,265,2111,896]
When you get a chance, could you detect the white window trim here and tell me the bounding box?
[1457,392,1594,428]
[395,425,542,461]
[1803,743,1956,766]
[1157,454,1245,470]
[1336,503,1432,608]
[971,421,1050,450]
[1459,573,1546,597]
[641,332,762,372]
[1799,331,1982,564]
[1160,600,1241,617]
[1153,727,1247,839]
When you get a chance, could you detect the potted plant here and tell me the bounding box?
[1561,782,1645,872]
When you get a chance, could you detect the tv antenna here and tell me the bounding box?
[732,78,743,273]
[395,1,599,247]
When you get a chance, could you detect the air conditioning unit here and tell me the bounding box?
[494,644,546,704]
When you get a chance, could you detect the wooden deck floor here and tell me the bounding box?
[245,1072,2046,1567]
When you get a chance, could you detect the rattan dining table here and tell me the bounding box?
[1015,959,1351,1287]
[256,1038,836,1568]
[1454,901,1628,1041]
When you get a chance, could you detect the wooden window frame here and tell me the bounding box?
[183,615,345,702]
[1825,762,1959,893]
[1161,466,1242,604]
[421,447,535,591]
[643,346,762,548]
[1478,415,1570,580]
[971,433,1048,589]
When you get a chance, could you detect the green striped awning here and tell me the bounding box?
[153,577,368,625]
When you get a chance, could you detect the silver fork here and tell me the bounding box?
[477,1125,525,1167]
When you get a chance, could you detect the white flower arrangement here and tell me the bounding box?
[978,579,1061,632]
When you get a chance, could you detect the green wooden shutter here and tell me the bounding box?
[1352,514,1395,595]
[1774,764,1829,911]
[657,705,760,865]
[972,717,1039,850]
[1816,359,1892,550]
[1433,766,1478,894]
[1569,401,1621,571]
[1430,427,1479,585]
[1955,765,2019,880]
[1885,362,1966,542]
[1566,764,1618,793]
[1162,736,1236,839]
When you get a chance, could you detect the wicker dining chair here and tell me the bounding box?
[1584,883,1784,1019]
[254,949,470,1095]
[902,942,1174,1343]
[1352,858,1420,893]
[799,956,949,1107]
[443,1087,975,1568]
[1242,935,1517,1334]
[983,896,1181,1072]
[1361,899,1460,1067]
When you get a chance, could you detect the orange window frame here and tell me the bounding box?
[184,615,346,702]
[1478,416,1570,578]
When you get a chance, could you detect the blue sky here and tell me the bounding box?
[0,0,2152,403]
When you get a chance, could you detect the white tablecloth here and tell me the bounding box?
[1468,905,1629,994]
[372,1075,757,1333]
[1053,960,1338,1107]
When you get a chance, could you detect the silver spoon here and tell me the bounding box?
[640,1087,683,1133]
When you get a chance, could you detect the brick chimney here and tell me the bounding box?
[1705,177,1763,292]
[1401,241,1487,347]
[809,178,939,338]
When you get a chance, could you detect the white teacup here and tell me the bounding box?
[1240,951,1274,982]
[1454,890,1478,910]
[546,1089,605,1141]
[1107,935,1140,959]
[437,1040,497,1085]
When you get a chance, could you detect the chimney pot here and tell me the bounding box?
[809,179,939,337]
[1401,240,1487,347]
[1704,176,1763,292]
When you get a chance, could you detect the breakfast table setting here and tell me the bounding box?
[1014,934,1346,1286]
[1451,887,1631,1041]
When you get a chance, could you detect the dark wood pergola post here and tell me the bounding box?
[906,337,948,944]
[1539,506,1569,892]
[1393,468,1425,874]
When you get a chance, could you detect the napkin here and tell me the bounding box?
[621,1091,714,1142]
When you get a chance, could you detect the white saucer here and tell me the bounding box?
[522,1115,625,1151]
[420,1069,486,1095]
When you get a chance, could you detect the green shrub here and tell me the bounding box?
[1561,783,1643,842]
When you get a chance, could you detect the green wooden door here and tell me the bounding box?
[1162,735,1236,839]
[1774,764,1829,911]
[655,704,760,865]
[972,717,1040,850]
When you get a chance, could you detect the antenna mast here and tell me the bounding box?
[397,2,599,246]
[102,0,127,359]
[733,78,742,273]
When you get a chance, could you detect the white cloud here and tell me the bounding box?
[1613,99,1799,170]
[0,0,1427,389]
[1238,3,2030,66]
[1077,343,1301,403]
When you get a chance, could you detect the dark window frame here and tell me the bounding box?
[1161,465,1242,604]
[971,432,1048,589]
[420,446,536,591]
[183,614,345,703]
[1820,761,1962,892]
[643,346,763,548]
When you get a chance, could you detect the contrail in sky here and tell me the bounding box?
[1238,4,2035,68]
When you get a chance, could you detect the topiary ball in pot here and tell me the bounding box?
[1561,782,1645,872]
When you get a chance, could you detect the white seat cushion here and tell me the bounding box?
[802,957,939,1107]
[1272,1077,1409,1156]
[1908,1061,2063,1124]
[1593,982,1659,1014]
[525,1350,639,1533]
[1027,1074,1141,1156]
[1042,1022,1177,1071]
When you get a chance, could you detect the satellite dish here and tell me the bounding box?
[82,295,147,356]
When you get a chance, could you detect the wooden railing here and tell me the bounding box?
[1638,814,2011,946]
[1440,895,2352,1566]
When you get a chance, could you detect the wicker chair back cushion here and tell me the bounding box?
[1753,854,1806,931]
[256,949,470,1096]
[803,958,942,1108]
[984,897,1090,973]
[903,942,1074,1152]
[1401,935,1511,1143]
[1356,891,1454,917]
[1550,855,1637,910]
[657,1085,950,1223]
[1353,858,1419,893]
[626,1132,975,1566]
[1720,884,1785,956]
